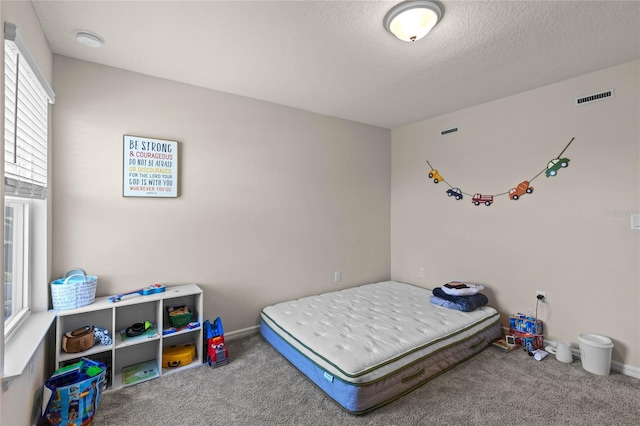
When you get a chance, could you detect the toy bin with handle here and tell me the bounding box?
[162,343,196,368]
[41,358,106,425]
[50,269,98,311]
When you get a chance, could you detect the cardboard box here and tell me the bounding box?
[509,329,544,351]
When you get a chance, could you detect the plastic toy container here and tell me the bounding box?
[578,333,613,376]
[162,343,196,368]
[167,305,192,327]
[42,358,106,425]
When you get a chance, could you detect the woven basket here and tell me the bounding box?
[51,269,98,311]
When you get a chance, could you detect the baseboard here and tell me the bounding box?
[225,325,260,341]
[611,360,640,379]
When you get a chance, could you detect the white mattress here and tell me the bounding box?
[261,280,500,385]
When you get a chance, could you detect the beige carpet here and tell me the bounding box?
[90,333,640,426]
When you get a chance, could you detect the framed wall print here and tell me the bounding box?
[123,135,179,198]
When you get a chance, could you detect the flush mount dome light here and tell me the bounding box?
[76,31,103,48]
[384,0,442,42]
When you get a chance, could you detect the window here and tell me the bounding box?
[3,199,29,332]
[3,22,54,340]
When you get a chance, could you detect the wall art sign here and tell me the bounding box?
[123,135,179,197]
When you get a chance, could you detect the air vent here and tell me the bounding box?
[576,89,614,106]
[441,127,458,135]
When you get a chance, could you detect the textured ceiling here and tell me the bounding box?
[32,0,640,129]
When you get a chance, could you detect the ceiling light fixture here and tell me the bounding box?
[384,1,443,42]
[76,31,103,48]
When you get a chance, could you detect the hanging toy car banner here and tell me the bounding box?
[426,137,575,207]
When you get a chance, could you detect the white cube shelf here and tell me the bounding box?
[54,284,203,390]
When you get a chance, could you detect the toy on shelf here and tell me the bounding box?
[166,305,192,327]
[509,180,534,200]
[545,158,570,177]
[122,359,159,386]
[93,327,112,346]
[472,193,493,206]
[428,169,444,184]
[61,326,95,354]
[205,317,229,368]
[446,188,463,200]
[162,321,200,335]
[108,283,166,303]
[119,321,157,340]
[162,344,196,368]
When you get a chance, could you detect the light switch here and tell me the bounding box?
[631,214,640,230]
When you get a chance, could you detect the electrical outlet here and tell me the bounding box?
[536,291,547,304]
[419,267,425,278]
[334,271,341,283]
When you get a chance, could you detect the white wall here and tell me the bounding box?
[52,56,391,333]
[391,60,640,368]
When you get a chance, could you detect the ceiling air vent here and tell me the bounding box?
[576,89,614,106]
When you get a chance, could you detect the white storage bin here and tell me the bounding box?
[577,333,613,376]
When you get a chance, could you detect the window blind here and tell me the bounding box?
[4,22,54,199]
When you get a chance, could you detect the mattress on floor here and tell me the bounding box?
[260,280,502,414]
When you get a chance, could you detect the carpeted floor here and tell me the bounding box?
[91,333,640,426]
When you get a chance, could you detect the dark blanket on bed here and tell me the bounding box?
[431,287,489,312]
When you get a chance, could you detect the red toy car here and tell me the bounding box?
[472,193,493,206]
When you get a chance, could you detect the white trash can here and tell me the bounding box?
[577,333,613,376]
